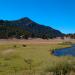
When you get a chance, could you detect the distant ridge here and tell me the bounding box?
[0,17,64,39]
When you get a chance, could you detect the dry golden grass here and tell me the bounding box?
[0,39,74,75]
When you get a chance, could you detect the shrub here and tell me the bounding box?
[13,45,17,48]
[22,44,27,47]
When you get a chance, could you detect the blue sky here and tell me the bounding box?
[0,0,75,33]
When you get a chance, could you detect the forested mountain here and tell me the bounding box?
[0,17,64,39]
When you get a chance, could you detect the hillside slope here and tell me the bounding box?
[0,17,64,39]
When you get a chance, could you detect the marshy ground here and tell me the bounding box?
[0,39,75,75]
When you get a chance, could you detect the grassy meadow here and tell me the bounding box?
[0,39,74,75]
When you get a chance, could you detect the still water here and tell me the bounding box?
[53,45,75,56]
